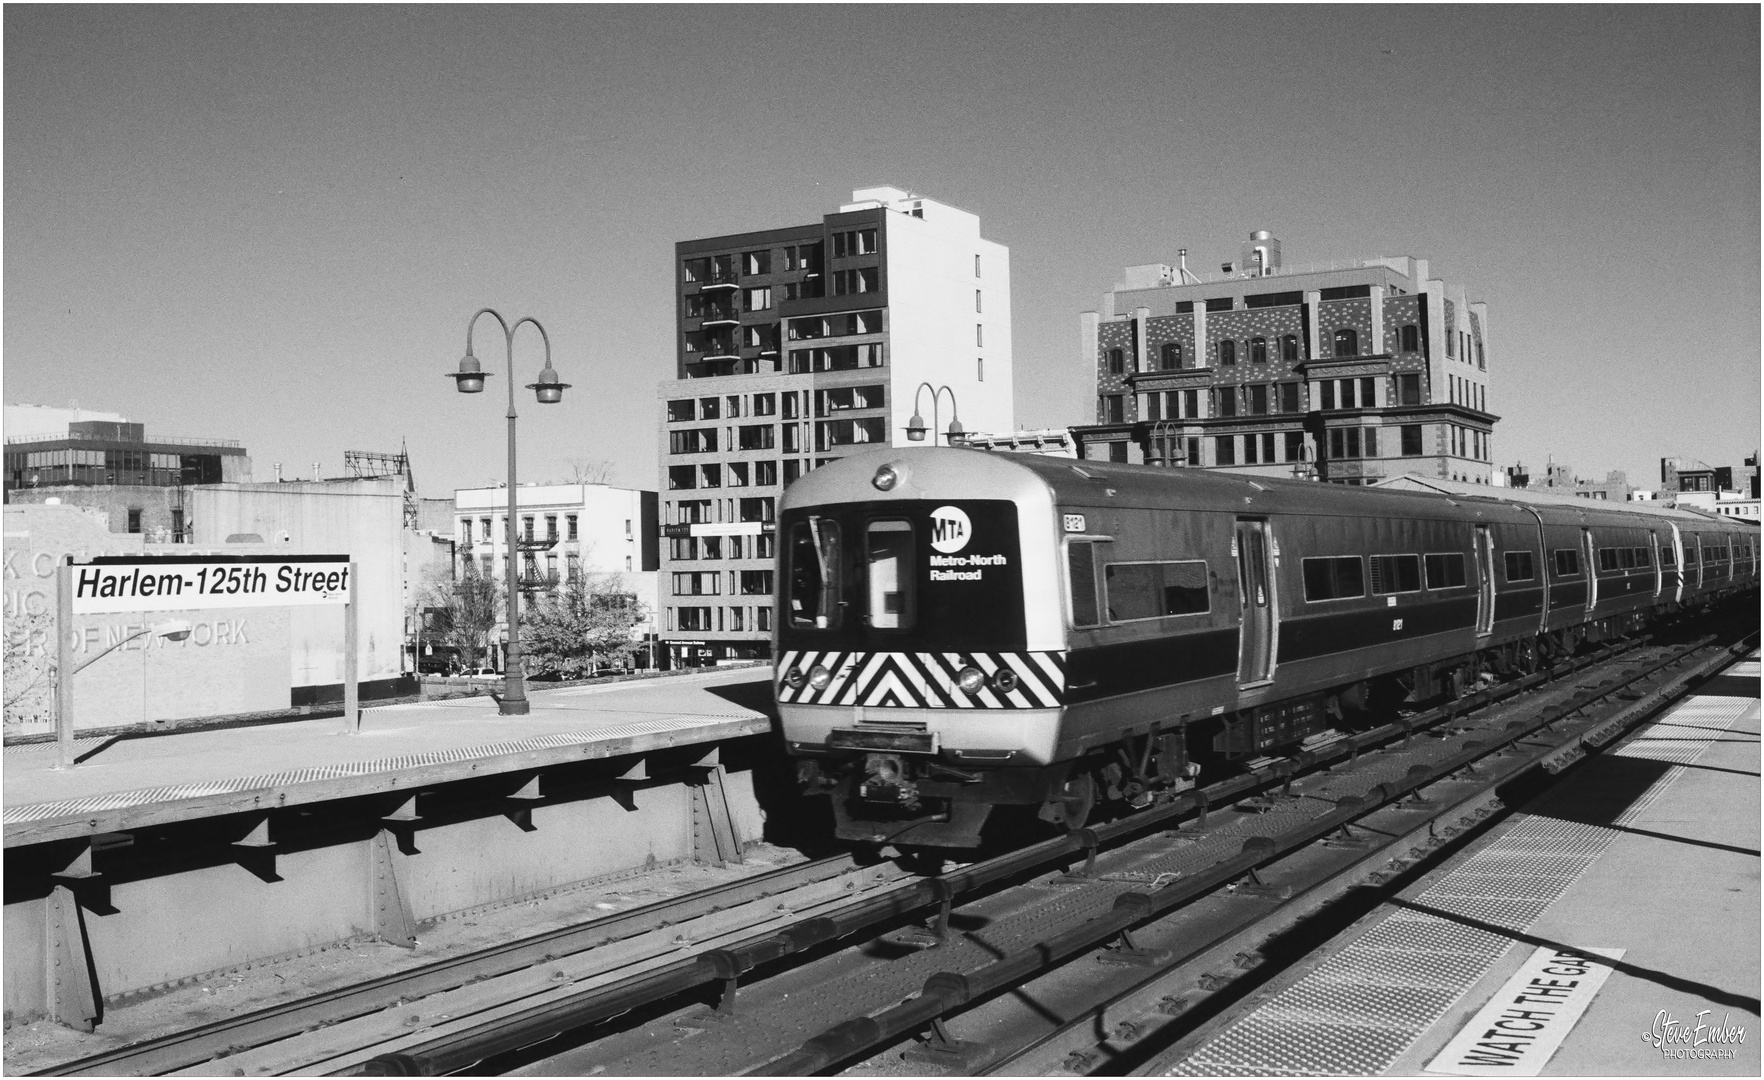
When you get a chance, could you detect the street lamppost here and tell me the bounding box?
[904,383,963,445]
[54,618,191,769]
[448,309,570,716]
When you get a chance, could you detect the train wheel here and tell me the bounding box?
[1040,772,1096,832]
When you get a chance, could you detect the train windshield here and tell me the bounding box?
[786,516,842,629]
[866,519,915,629]
[779,500,1026,650]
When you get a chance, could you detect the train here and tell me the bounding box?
[772,447,1758,847]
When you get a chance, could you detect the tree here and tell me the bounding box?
[420,565,502,672]
[565,458,617,485]
[523,571,646,678]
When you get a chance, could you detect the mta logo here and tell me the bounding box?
[929,505,972,554]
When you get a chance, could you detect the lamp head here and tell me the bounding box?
[153,619,193,642]
[526,361,570,404]
[905,411,927,442]
[450,352,487,394]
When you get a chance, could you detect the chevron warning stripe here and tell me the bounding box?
[776,650,1065,709]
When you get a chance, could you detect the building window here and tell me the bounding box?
[1281,335,1299,363]
[977,357,984,382]
[667,399,695,422]
[831,268,878,295]
[1476,339,1485,369]
[1184,388,1200,419]
[976,324,983,348]
[1334,328,1359,357]
[1205,297,1233,312]
[744,286,772,311]
[1160,342,1183,370]
[1215,435,1236,466]
[1218,339,1236,366]
[744,250,771,275]
[976,290,982,313]
[1279,382,1301,413]
[1142,393,1161,422]
[739,424,776,450]
[1400,324,1419,352]
[1397,373,1421,406]
[1244,433,1258,464]
[1250,337,1268,365]
[1107,348,1124,375]
[1108,441,1128,463]
[1284,431,1304,462]
[1401,425,1423,456]
[127,509,142,534]
[1248,384,1269,415]
[1215,388,1237,418]
[544,515,557,540]
[974,254,982,277]
[566,514,578,540]
[1103,394,1125,423]
[754,460,777,485]
[522,516,535,541]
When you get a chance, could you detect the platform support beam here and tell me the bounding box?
[44,884,99,1031]
[691,764,743,866]
[369,829,417,949]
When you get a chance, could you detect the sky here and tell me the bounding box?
[5,6,1758,495]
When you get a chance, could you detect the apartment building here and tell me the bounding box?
[659,186,1014,666]
[454,483,660,666]
[1072,231,1496,485]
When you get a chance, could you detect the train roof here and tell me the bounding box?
[783,450,1757,538]
[1374,474,1754,532]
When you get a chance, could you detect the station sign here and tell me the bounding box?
[71,555,352,614]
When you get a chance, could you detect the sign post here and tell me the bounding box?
[56,554,358,765]
[55,559,73,770]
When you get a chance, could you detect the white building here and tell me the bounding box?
[659,186,1015,665]
[453,483,660,661]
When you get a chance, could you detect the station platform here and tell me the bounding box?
[1165,651,1760,1077]
[3,667,775,848]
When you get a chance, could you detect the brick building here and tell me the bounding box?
[658,186,1014,666]
[1072,232,1496,485]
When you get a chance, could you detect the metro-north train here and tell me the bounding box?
[773,448,1758,847]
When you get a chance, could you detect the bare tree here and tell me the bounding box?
[565,458,617,485]
[419,565,502,672]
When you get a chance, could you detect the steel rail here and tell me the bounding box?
[31,854,862,1076]
[339,636,1657,1076]
[749,632,1749,1076]
[982,632,1758,1076]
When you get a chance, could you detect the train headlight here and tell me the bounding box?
[808,665,833,690]
[783,667,806,689]
[956,666,986,694]
[872,464,900,491]
[990,666,1019,694]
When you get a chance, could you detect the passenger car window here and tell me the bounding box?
[1103,560,1210,622]
[1370,554,1422,595]
[1425,553,1467,589]
[1503,551,1536,582]
[1302,556,1364,601]
[1068,542,1101,628]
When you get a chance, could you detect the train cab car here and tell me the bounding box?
[774,448,1757,849]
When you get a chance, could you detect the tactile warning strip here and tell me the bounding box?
[1168,683,1751,1076]
[2,714,758,826]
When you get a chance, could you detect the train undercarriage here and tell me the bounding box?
[800,597,1744,850]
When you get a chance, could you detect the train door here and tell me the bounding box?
[1666,524,1684,602]
[1649,531,1662,599]
[1474,526,1496,635]
[1234,520,1275,686]
[1582,528,1598,612]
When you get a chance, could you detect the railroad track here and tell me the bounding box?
[36,623,1750,1076]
